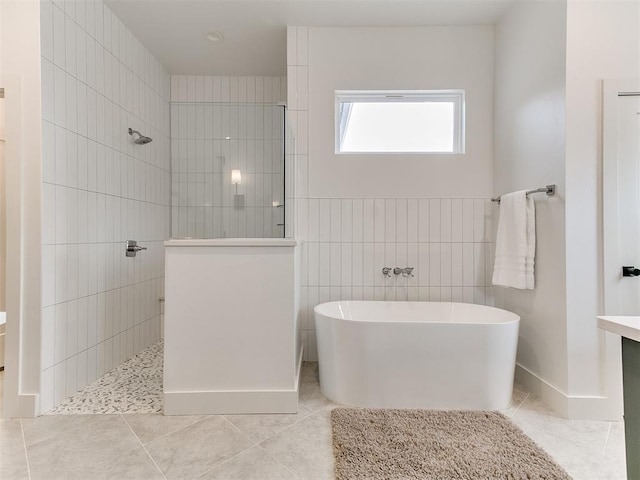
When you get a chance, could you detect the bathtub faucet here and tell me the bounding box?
[393,267,414,278]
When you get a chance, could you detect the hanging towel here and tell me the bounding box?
[492,191,536,289]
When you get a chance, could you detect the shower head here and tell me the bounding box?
[128,128,153,145]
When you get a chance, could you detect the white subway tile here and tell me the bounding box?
[462,199,474,242]
[374,199,385,243]
[54,66,67,127]
[474,199,485,242]
[65,17,76,77]
[429,287,441,302]
[319,199,331,242]
[418,243,429,286]
[330,199,341,242]
[40,367,55,414]
[318,243,330,285]
[42,61,56,123]
[474,243,486,287]
[440,243,452,287]
[374,242,386,287]
[54,361,67,406]
[42,246,56,307]
[352,243,363,286]
[451,199,463,242]
[429,199,441,242]
[462,243,474,286]
[341,199,353,242]
[330,243,341,286]
[53,4,66,69]
[362,243,374,286]
[307,242,320,286]
[385,199,396,243]
[429,243,441,287]
[54,302,67,363]
[418,199,429,242]
[363,199,374,242]
[297,66,309,111]
[451,243,463,286]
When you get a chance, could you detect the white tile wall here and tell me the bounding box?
[169,75,287,239]
[287,27,496,361]
[39,0,171,413]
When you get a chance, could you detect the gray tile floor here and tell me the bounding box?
[0,366,628,480]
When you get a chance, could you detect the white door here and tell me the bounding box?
[604,82,640,315]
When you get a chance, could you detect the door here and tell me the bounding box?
[604,82,640,315]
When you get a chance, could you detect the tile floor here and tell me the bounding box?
[0,365,628,480]
[48,341,164,415]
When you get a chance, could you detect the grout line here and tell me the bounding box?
[190,416,261,479]
[259,444,302,479]
[602,422,612,459]
[510,391,530,418]
[19,419,33,480]
[120,413,168,480]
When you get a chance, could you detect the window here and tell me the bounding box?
[335,90,465,154]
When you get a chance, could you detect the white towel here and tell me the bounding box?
[492,191,535,289]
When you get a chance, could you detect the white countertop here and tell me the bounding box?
[598,316,640,343]
[165,238,297,247]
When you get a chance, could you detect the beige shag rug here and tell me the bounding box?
[331,409,571,480]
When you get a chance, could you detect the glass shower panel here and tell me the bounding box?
[170,103,286,239]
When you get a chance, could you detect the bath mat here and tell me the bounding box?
[331,408,571,480]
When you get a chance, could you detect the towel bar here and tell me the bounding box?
[491,184,556,203]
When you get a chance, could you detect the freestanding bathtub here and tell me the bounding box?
[314,301,519,410]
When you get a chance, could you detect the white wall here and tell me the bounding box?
[308,27,495,199]
[39,0,171,413]
[493,1,569,407]
[1,0,43,417]
[0,95,5,313]
[289,26,496,360]
[565,0,640,418]
[169,75,287,239]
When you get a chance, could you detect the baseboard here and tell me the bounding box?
[515,363,569,416]
[295,345,304,392]
[165,348,304,416]
[3,393,38,418]
[515,363,622,421]
[164,388,300,415]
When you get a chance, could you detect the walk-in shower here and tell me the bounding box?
[170,102,290,239]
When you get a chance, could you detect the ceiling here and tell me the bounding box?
[104,0,514,76]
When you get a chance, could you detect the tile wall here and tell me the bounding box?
[169,75,287,238]
[39,0,171,412]
[287,27,496,360]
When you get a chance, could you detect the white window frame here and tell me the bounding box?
[335,90,465,154]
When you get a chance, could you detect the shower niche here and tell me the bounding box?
[170,102,288,239]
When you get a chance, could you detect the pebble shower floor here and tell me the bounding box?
[47,341,164,414]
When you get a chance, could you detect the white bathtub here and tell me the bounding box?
[314,301,519,410]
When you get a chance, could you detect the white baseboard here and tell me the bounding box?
[164,388,299,415]
[515,363,622,421]
[165,347,305,416]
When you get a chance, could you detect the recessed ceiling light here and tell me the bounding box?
[204,31,224,43]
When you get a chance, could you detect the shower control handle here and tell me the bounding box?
[622,266,640,277]
[126,240,147,258]
[393,267,414,277]
[382,267,393,277]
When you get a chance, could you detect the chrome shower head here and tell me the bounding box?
[128,128,153,145]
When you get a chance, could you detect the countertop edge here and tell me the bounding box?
[597,316,640,343]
